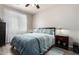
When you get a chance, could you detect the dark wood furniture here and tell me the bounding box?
[73,42,79,54]
[55,35,69,50]
[0,22,6,46]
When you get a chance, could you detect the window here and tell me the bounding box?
[3,9,27,42]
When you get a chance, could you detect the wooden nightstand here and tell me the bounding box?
[55,35,69,50]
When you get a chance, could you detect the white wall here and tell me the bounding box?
[33,5,79,47]
[27,15,33,32]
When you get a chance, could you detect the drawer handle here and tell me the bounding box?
[58,41,60,44]
[63,43,66,46]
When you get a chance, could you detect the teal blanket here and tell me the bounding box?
[11,33,55,55]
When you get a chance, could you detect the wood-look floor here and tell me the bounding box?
[0,44,19,55]
[0,44,78,55]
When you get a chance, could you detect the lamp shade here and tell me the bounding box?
[56,28,69,36]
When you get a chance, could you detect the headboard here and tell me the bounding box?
[33,27,56,36]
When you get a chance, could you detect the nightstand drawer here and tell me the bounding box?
[55,36,68,41]
[57,37,63,40]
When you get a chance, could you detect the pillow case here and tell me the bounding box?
[33,28,54,35]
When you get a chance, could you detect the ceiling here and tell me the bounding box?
[1,4,79,15]
[2,4,55,14]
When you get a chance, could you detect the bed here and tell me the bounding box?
[10,27,56,55]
